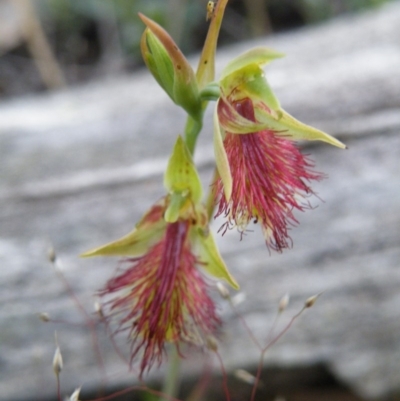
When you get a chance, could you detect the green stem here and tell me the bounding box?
[184,115,203,155]
[161,346,181,401]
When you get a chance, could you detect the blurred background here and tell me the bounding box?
[0,0,396,99]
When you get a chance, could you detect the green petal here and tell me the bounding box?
[241,73,281,111]
[195,227,239,289]
[81,202,167,257]
[220,63,260,97]
[220,62,281,113]
[255,107,346,148]
[213,102,232,201]
[220,47,284,81]
[164,136,203,203]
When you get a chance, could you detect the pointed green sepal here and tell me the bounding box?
[220,47,284,81]
[139,13,202,121]
[81,201,167,257]
[213,102,232,201]
[196,0,230,89]
[255,107,346,148]
[195,227,239,289]
[141,28,175,101]
[164,136,203,204]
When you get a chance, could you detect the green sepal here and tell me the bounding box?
[141,28,175,101]
[164,136,203,204]
[220,47,284,81]
[218,86,345,148]
[255,107,346,148]
[81,201,167,257]
[213,102,232,201]
[194,226,239,289]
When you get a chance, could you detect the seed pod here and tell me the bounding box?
[39,312,50,322]
[278,294,290,313]
[206,335,218,352]
[305,294,320,308]
[234,369,256,385]
[216,282,230,299]
[52,346,63,376]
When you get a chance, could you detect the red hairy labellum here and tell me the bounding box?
[100,221,220,375]
[215,97,324,251]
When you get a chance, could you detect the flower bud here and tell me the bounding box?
[141,28,174,101]
[139,14,202,121]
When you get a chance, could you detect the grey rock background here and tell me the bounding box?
[1,3,400,400]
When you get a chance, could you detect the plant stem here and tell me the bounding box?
[184,116,203,155]
[161,346,182,401]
